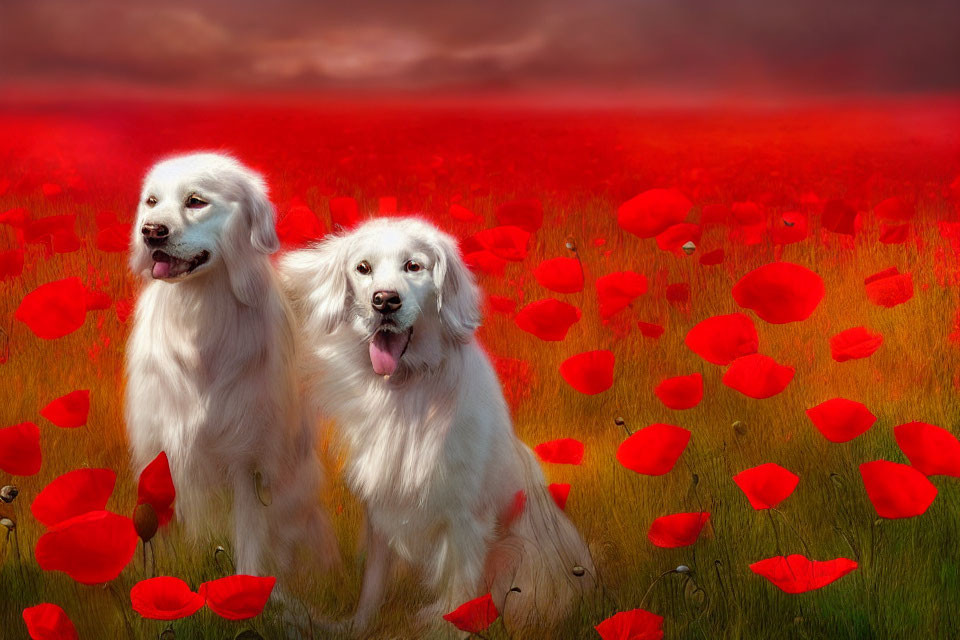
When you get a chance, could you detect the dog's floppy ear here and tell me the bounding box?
[431,230,481,343]
[279,235,351,336]
[222,171,279,307]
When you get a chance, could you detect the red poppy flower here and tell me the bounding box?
[0,248,24,281]
[130,576,205,621]
[95,223,132,253]
[860,460,938,518]
[514,299,581,341]
[655,223,701,253]
[770,212,808,245]
[487,296,516,314]
[722,354,794,399]
[647,512,710,548]
[0,422,42,476]
[750,555,857,594]
[618,188,692,238]
[22,603,79,640]
[534,438,584,465]
[596,271,648,318]
[449,204,482,223]
[559,350,615,395]
[595,608,664,640]
[822,200,859,235]
[276,200,325,248]
[732,262,825,324]
[733,463,799,509]
[695,249,723,269]
[442,593,499,634]
[637,322,665,339]
[534,257,583,293]
[329,196,361,230]
[878,223,909,244]
[731,201,765,225]
[0,206,29,227]
[472,226,530,261]
[15,277,90,339]
[805,398,876,443]
[31,468,116,527]
[138,452,176,526]
[548,483,571,510]
[617,423,690,475]
[654,374,703,410]
[35,510,138,584]
[685,313,758,365]
[864,268,913,308]
[84,288,112,311]
[464,250,507,276]
[495,198,542,232]
[198,575,276,621]
[874,196,914,221]
[829,327,883,362]
[25,215,81,254]
[40,390,90,429]
[894,422,960,477]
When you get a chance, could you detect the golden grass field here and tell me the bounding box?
[1,98,960,639]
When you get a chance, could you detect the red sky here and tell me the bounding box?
[2,0,959,100]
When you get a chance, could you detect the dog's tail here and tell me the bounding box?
[486,440,596,635]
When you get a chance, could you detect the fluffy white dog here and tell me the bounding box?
[125,152,337,578]
[281,217,595,634]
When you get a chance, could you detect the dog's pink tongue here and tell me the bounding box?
[152,260,171,278]
[369,331,407,376]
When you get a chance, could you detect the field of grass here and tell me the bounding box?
[1,96,960,639]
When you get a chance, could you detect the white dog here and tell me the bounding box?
[125,152,338,578]
[281,217,595,634]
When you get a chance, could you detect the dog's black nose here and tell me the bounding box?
[372,290,402,313]
[141,223,170,247]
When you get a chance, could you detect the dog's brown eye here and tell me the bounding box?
[356,260,372,275]
[185,195,208,209]
[145,196,157,207]
[405,260,422,273]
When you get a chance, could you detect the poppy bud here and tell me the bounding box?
[681,240,696,255]
[134,502,159,542]
[572,565,586,577]
[614,416,625,426]
[733,420,746,436]
[676,565,690,573]
[565,236,577,251]
[0,485,18,503]
[0,517,14,531]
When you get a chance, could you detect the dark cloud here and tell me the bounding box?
[1,0,958,96]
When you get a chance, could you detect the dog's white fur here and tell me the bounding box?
[281,217,595,634]
[125,152,337,577]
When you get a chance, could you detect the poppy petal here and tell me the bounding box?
[22,603,79,640]
[0,422,42,476]
[685,313,758,365]
[559,350,615,395]
[35,510,138,584]
[595,608,664,640]
[750,555,857,593]
[860,460,938,518]
[647,512,710,548]
[39,390,90,429]
[137,452,176,527]
[514,299,581,341]
[805,399,876,443]
[732,262,825,324]
[618,188,692,238]
[442,593,499,634]
[596,271,647,319]
[829,327,883,362]
[131,576,205,621]
[733,463,799,509]
[534,438,584,465]
[722,354,794,399]
[534,257,583,293]
[894,422,960,477]
[14,278,90,339]
[31,468,116,527]
[654,374,703,410]
[548,483,571,510]
[617,424,691,475]
[198,575,276,621]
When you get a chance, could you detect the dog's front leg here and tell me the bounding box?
[231,469,270,576]
[349,514,394,634]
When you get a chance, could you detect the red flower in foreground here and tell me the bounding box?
[534,438,584,465]
[732,262,825,324]
[495,198,543,233]
[822,200,859,235]
[595,608,664,640]
[131,576,205,621]
[656,223,701,253]
[829,327,883,362]
[647,512,710,548]
[199,575,276,621]
[874,196,914,221]
[733,463,799,510]
[14,278,90,339]
[473,225,531,261]
[617,424,690,476]
[864,267,913,308]
[31,468,116,527]
[722,354,794,399]
[750,555,857,594]
[770,212,808,245]
[559,350,615,395]
[805,398,876,443]
[860,460,938,519]
[596,271,648,318]
[40,390,90,429]
[534,257,583,293]
[0,422,42,476]
[514,299,581,341]
[894,422,960,477]
[654,374,703,410]
[548,483,571,510]
[685,313,758,365]
[22,603,79,640]
[618,188,692,239]
[138,452,176,526]
[35,510,138,584]
[443,593,499,634]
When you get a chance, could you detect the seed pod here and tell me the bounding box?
[134,502,159,543]
[572,565,586,577]
[676,565,690,574]
[0,485,18,503]
[732,420,746,436]
[0,517,14,531]
[681,241,696,255]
